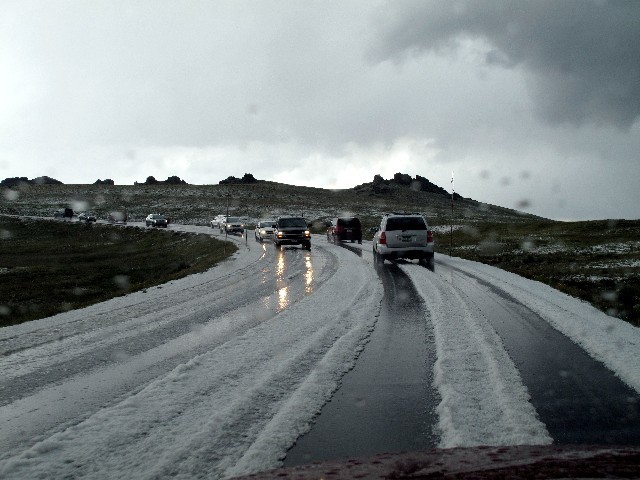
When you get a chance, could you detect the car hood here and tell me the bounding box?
[232,445,640,479]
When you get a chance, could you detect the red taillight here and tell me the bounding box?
[427,230,433,243]
[379,231,387,245]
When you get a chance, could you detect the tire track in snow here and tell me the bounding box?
[401,263,552,448]
[0,240,382,479]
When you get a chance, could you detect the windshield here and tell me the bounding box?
[4,2,640,478]
[278,218,307,228]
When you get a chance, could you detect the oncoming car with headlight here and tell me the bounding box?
[220,216,245,235]
[145,213,168,228]
[273,216,311,250]
[255,220,276,242]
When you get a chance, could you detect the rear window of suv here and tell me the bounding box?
[337,218,361,228]
[385,216,427,231]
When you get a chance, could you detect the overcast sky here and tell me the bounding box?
[1,0,639,221]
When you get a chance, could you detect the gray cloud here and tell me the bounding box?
[1,0,639,221]
[369,0,640,129]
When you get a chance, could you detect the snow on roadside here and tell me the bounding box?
[401,263,552,448]
[438,255,640,395]
[0,238,382,479]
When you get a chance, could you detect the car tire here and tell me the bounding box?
[303,241,311,251]
[373,246,384,264]
[421,254,435,272]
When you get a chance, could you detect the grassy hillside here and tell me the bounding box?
[0,181,537,228]
[444,220,640,326]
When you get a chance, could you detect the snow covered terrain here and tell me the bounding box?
[2,225,640,478]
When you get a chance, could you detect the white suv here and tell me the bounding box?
[372,213,435,270]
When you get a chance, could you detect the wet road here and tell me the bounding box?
[4,225,640,476]
[286,242,640,465]
[453,266,640,444]
[285,260,439,466]
[0,229,337,459]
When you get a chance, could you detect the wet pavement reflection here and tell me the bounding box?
[284,260,439,466]
[263,246,317,314]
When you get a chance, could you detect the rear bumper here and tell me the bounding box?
[335,232,362,241]
[377,245,433,260]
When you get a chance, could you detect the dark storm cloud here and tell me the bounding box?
[370,0,640,129]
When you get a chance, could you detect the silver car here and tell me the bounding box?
[254,220,276,242]
[210,215,226,229]
[372,213,435,270]
[220,216,245,234]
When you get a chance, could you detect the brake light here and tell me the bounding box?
[379,231,386,245]
[427,230,433,243]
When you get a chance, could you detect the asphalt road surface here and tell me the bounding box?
[2,223,640,478]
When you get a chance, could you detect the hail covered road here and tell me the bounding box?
[2,222,640,478]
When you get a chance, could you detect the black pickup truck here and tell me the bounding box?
[273,216,311,250]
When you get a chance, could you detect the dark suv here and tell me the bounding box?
[273,217,311,250]
[327,217,362,244]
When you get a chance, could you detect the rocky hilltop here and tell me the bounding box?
[0,172,541,227]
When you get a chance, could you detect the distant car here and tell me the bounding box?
[372,213,434,270]
[220,216,245,234]
[78,212,97,223]
[210,214,226,229]
[145,214,168,228]
[327,217,362,244]
[254,220,276,242]
[54,208,74,220]
[107,211,128,224]
[273,216,311,250]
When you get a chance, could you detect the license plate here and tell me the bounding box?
[399,235,411,242]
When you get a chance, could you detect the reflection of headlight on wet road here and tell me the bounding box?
[276,252,285,277]
[278,286,289,310]
[304,254,313,293]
